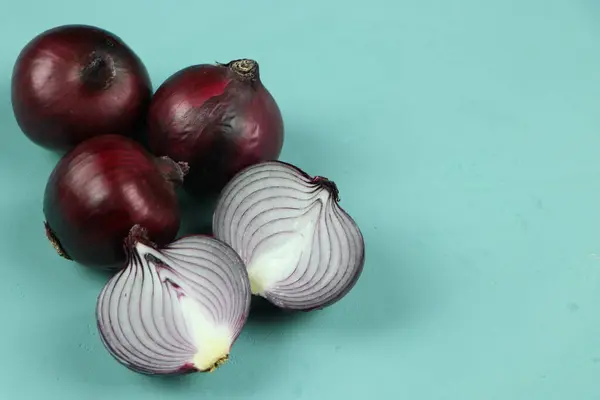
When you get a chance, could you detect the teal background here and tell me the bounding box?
[1,0,600,399]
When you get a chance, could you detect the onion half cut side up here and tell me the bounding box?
[213,161,365,311]
[96,226,251,375]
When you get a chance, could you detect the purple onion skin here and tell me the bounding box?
[11,25,152,152]
[43,135,186,270]
[146,59,284,198]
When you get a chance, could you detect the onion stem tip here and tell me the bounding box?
[80,53,116,90]
[155,156,190,186]
[313,176,340,202]
[228,59,259,81]
[124,224,156,251]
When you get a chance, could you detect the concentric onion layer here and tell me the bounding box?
[96,231,251,375]
[213,161,365,311]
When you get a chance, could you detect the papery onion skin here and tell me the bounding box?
[212,161,365,312]
[43,135,188,269]
[11,24,152,152]
[96,226,251,375]
[146,59,284,198]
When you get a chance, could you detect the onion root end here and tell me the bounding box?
[44,221,72,260]
[205,354,229,372]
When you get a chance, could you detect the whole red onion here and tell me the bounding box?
[43,135,189,269]
[146,59,284,197]
[11,25,152,152]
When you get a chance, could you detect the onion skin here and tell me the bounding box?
[43,135,187,269]
[146,59,284,197]
[11,25,152,152]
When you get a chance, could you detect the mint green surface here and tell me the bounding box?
[2,1,600,399]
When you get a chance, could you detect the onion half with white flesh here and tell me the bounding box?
[213,161,365,311]
[96,225,251,375]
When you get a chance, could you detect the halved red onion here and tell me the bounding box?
[96,226,251,375]
[212,161,365,311]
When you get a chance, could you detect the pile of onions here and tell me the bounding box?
[213,161,365,311]
[146,59,284,197]
[11,24,151,151]
[96,225,251,375]
[43,135,188,269]
[13,23,367,376]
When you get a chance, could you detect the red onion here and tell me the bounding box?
[146,59,284,197]
[212,161,365,311]
[11,24,152,151]
[96,226,251,375]
[43,135,188,269]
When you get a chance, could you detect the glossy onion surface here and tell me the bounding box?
[213,161,365,311]
[147,59,284,197]
[43,135,186,269]
[11,24,152,151]
[96,226,251,375]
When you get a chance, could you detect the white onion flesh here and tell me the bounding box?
[96,226,251,375]
[212,161,365,311]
